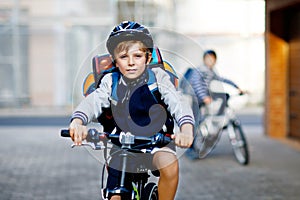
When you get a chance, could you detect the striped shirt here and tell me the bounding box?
[189,66,239,103]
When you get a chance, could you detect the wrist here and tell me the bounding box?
[71,118,83,126]
[180,123,193,135]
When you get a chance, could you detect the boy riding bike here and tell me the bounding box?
[190,50,244,107]
[185,50,246,159]
[69,21,194,200]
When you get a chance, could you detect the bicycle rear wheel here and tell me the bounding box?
[141,182,158,200]
[227,121,249,165]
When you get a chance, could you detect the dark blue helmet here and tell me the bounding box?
[106,21,153,55]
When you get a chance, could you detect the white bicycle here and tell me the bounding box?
[192,92,250,165]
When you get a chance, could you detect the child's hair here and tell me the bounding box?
[113,40,151,63]
[114,40,148,55]
[203,50,217,59]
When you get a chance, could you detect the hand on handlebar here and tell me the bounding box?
[61,129,174,151]
[69,118,88,146]
[172,123,194,148]
[203,96,212,105]
[238,89,249,95]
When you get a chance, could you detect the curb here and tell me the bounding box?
[0,106,73,117]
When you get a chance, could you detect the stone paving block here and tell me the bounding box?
[0,126,300,200]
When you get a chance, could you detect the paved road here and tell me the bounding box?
[1,116,300,199]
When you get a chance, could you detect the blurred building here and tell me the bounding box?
[0,0,177,108]
[265,0,300,140]
[0,0,265,109]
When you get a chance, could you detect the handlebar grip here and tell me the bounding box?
[163,135,172,144]
[61,129,71,137]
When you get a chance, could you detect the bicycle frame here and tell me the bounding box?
[103,133,152,199]
[194,93,250,165]
[61,130,170,199]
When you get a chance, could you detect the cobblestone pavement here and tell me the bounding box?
[1,125,300,200]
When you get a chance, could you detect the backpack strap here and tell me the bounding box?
[109,69,160,104]
[110,72,120,105]
[147,68,160,103]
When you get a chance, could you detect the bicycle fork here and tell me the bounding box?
[227,120,243,148]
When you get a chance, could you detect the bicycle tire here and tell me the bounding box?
[227,121,249,165]
[141,182,158,200]
[195,123,223,159]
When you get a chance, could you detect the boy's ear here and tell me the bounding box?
[146,52,152,64]
[110,55,117,67]
[109,54,114,61]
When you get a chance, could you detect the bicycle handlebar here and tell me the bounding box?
[60,129,172,151]
[61,129,72,138]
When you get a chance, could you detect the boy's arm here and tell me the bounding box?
[152,67,194,132]
[69,74,113,145]
[71,74,113,125]
[213,71,239,89]
[190,69,210,103]
[213,72,247,94]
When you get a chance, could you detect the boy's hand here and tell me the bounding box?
[172,123,194,148]
[69,118,88,146]
[203,96,212,105]
[238,89,249,95]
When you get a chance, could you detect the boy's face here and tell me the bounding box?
[204,54,217,69]
[115,43,151,79]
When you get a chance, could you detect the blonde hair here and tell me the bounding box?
[113,40,150,58]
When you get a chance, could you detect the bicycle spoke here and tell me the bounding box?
[231,140,244,148]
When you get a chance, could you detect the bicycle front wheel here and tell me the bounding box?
[227,121,249,165]
[195,123,223,159]
[141,182,158,200]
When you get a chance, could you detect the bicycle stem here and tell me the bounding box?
[120,152,128,188]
